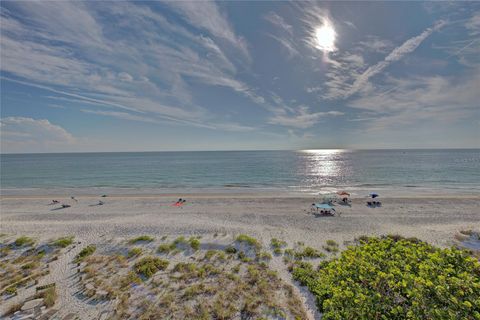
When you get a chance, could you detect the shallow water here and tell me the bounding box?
[1,149,479,195]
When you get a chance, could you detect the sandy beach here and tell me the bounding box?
[1,193,479,247]
[1,193,479,319]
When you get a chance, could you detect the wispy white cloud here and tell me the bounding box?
[0,1,261,132]
[357,35,393,54]
[268,106,344,129]
[320,21,446,100]
[265,11,293,35]
[162,0,250,60]
[348,67,480,131]
[343,21,356,29]
[264,11,299,58]
[465,12,480,35]
[346,21,446,98]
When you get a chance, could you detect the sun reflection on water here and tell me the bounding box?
[299,149,349,187]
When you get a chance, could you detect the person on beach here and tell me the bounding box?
[173,198,186,206]
[71,196,78,202]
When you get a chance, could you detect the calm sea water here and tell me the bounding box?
[1,149,479,195]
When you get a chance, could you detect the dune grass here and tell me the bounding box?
[78,234,308,319]
[235,234,261,251]
[52,236,74,248]
[75,245,96,262]
[14,236,35,247]
[128,235,154,244]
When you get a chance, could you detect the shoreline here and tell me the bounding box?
[2,192,480,200]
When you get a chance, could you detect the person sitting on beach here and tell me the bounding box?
[51,200,59,205]
[98,200,104,205]
[71,196,78,202]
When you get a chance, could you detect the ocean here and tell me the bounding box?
[1,149,479,196]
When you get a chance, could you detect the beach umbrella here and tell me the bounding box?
[369,193,379,198]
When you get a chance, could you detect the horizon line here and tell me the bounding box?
[1,147,479,155]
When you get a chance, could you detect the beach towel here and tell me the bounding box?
[172,202,184,207]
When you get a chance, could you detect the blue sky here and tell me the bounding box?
[1,1,479,153]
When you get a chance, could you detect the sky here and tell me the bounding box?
[1,1,479,153]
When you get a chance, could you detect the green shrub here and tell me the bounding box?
[134,256,169,278]
[189,237,201,251]
[52,236,74,248]
[128,235,154,244]
[75,245,96,262]
[292,236,480,320]
[127,247,142,258]
[14,236,34,247]
[325,240,338,247]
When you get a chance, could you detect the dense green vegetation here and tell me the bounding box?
[292,235,480,320]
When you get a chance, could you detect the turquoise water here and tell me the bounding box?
[1,149,479,195]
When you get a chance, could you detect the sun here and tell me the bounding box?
[314,21,336,53]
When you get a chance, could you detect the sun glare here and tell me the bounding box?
[314,21,336,53]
